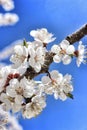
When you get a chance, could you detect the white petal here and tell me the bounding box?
[62,55,72,65]
[57,73,63,83]
[6,87,17,97]
[36,46,45,56]
[23,46,28,57]
[29,58,35,67]
[78,42,85,52]
[15,95,23,104]
[42,76,51,84]
[63,74,72,82]
[12,103,21,113]
[60,40,70,50]
[66,45,75,54]
[76,58,81,67]
[53,55,62,63]
[14,45,23,55]
[30,30,37,37]
[54,92,59,100]
[51,45,61,54]
[59,93,67,101]
[50,70,59,79]
[28,47,35,57]
[34,63,41,72]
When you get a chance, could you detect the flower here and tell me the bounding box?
[0,13,19,26]
[29,46,46,72]
[0,66,16,93]
[0,93,12,111]
[0,0,14,11]
[30,28,56,45]
[76,41,87,67]
[5,77,37,113]
[22,95,46,119]
[51,40,75,64]
[6,77,36,99]
[42,70,73,101]
[10,44,28,68]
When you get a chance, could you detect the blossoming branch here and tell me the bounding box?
[0,24,87,119]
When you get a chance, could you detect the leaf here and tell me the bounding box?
[23,39,28,48]
[66,93,74,99]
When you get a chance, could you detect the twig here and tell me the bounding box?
[66,24,87,44]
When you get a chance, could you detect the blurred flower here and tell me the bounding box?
[0,107,23,130]
[0,13,19,26]
[0,107,8,126]
[0,0,14,11]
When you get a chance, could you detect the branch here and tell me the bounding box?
[19,52,54,80]
[20,24,87,79]
[66,24,87,44]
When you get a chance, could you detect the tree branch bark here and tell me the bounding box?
[66,24,87,44]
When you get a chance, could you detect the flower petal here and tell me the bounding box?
[66,45,75,54]
[62,55,72,65]
[53,55,62,63]
[51,45,61,54]
[42,76,51,84]
[60,40,70,50]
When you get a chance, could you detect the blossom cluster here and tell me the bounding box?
[0,0,19,26]
[51,40,87,67]
[0,28,86,119]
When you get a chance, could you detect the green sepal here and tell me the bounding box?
[66,93,74,99]
[23,39,28,48]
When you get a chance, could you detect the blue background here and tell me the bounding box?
[0,0,87,130]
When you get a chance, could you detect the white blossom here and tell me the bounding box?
[30,28,56,45]
[76,41,87,67]
[0,13,19,26]
[22,95,46,119]
[6,77,35,98]
[42,70,73,101]
[10,44,28,68]
[5,77,38,112]
[29,46,46,72]
[0,93,12,111]
[51,40,75,64]
[0,66,15,93]
[0,0,14,11]
[51,44,63,63]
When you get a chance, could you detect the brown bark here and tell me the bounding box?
[66,24,87,44]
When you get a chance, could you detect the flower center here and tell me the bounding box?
[74,50,79,57]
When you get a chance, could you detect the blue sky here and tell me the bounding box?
[0,0,87,130]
